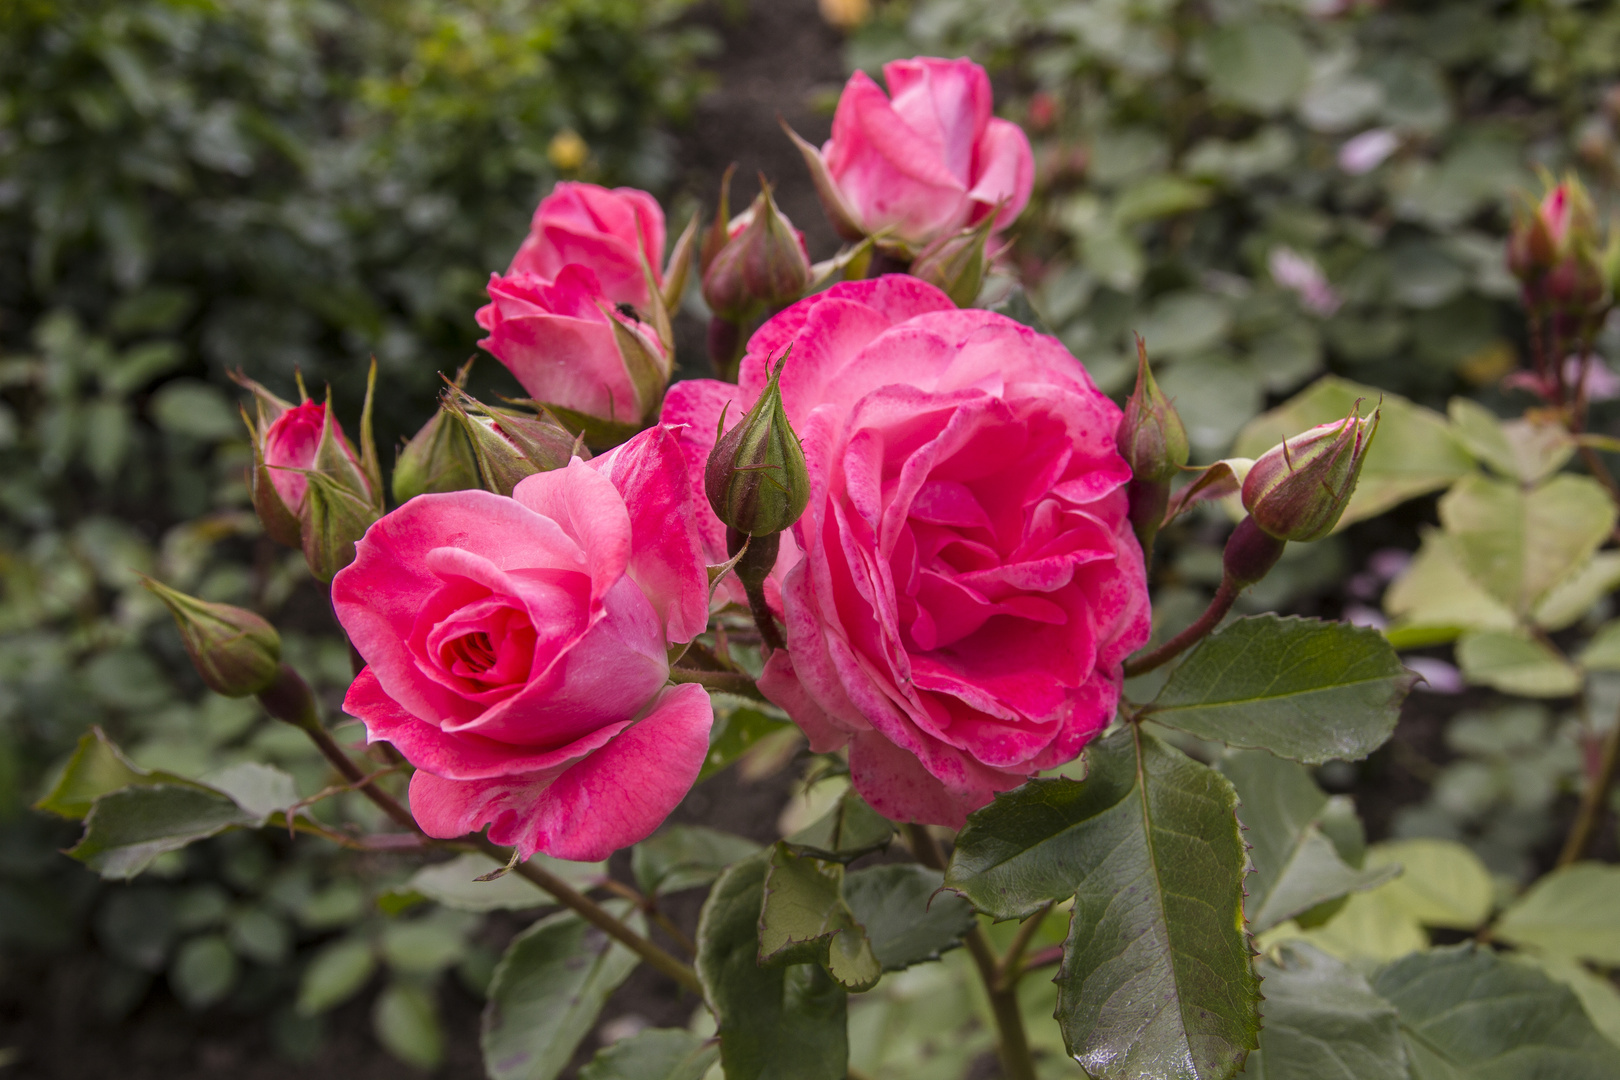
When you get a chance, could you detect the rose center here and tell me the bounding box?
[447,631,498,674]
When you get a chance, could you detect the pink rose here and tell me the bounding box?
[508,181,665,309]
[804,57,1034,251]
[262,400,364,514]
[333,426,713,861]
[476,264,670,426]
[664,277,1149,826]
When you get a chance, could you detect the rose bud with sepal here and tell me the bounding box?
[446,389,582,497]
[393,404,480,503]
[704,353,810,543]
[1242,404,1380,544]
[141,577,281,697]
[908,211,998,308]
[1115,336,1188,551]
[702,178,812,321]
[1510,174,1612,316]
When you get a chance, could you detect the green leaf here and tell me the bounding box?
[1440,473,1616,615]
[68,784,257,879]
[784,788,894,864]
[408,852,599,912]
[297,936,376,1016]
[760,842,880,992]
[204,762,299,821]
[1536,554,1620,631]
[700,704,793,782]
[1495,863,1620,965]
[1221,751,1396,933]
[1245,943,1407,1080]
[1259,889,1428,965]
[1384,528,1516,644]
[381,910,473,975]
[374,981,444,1070]
[966,727,1258,1080]
[1447,399,1574,484]
[1516,953,1620,1049]
[579,1030,719,1080]
[1456,630,1582,698]
[1365,839,1493,929]
[697,853,849,1080]
[1204,22,1310,114]
[843,864,976,971]
[1580,620,1620,671]
[170,933,239,1010]
[482,904,644,1080]
[1145,615,1415,764]
[632,825,761,896]
[1371,945,1620,1079]
[34,726,198,819]
[1233,377,1474,527]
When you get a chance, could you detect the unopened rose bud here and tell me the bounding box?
[446,390,582,496]
[702,179,812,320]
[1117,337,1188,486]
[1510,175,1614,317]
[909,213,997,307]
[705,355,810,538]
[393,407,479,503]
[302,471,379,583]
[1242,405,1379,543]
[142,578,281,697]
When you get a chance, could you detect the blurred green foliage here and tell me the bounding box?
[0,0,709,1064]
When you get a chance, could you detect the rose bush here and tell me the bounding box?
[331,425,712,861]
[665,275,1150,825]
[800,57,1034,251]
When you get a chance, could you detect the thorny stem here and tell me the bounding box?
[668,665,771,703]
[1558,705,1620,866]
[905,824,1038,1080]
[1122,578,1239,679]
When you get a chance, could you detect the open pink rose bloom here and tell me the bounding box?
[333,427,712,861]
[666,277,1150,825]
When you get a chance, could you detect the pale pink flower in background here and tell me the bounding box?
[1269,246,1342,316]
[1338,129,1399,175]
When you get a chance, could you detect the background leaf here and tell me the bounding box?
[697,853,849,1080]
[68,784,256,879]
[843,864,976,972]
[374,981,444,1070]
[1146,615,1414,763]
[1495,863,1620,965]
[481,904,644,1080]
[632,826,762,896]
[408,852,598,913]
[579,1029,719,1080]
[784,789,894,864]
[1245,943,1407,1080]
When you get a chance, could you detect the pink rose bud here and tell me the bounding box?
[508,181,665,309]
[704,355,810,539]
[1242,405,1380,543]
[142,577,281,697]
[785,56,1034,254]
[476,265,670,433]
[701,180,813,320]
[445,389,582,497]
[907,212,997,307]
[1509,174,1615,316]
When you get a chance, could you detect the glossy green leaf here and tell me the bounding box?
[296,936,376,1016]
[374,981,444,1070]
[68,784,257,879]
[959,727,1257,1080]
[482,904,644,1080]
[579,1030,719,1080]
[1233,377,1473,528]
[1145,615,1414,763]
[1221,751,1396,933]
[1495,863,1620,965]
[409,852,599,912]
[843,864,976,971]
[1371,945,1620,1079]
[633,825,762,895]
[697,853,848,1080]
[784,788,893,864]
[1245,943,1407,1080]
[1456,630,1582,698]
[759,842,880,992]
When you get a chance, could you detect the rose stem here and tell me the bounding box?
[1558,703,1620,866]
[1016,944,1063,974]
[1122,578,1239,679]
[667,665,772,703]
[994,903,1053,991]
[470,837,702,992]
[602,879,698,957]
[904,824,1038,1080]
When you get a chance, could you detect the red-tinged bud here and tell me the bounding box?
[1221,516,1287,587]
[1241,404,1380,543]
[909,213,997,307]
[702,179,813,320]
[1116,337,1189,486]
[705,354,810,538]
[1510,174,1614,317]
[445,389,582,497]
[1028,91,1059,132]
[141,578,281,697]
